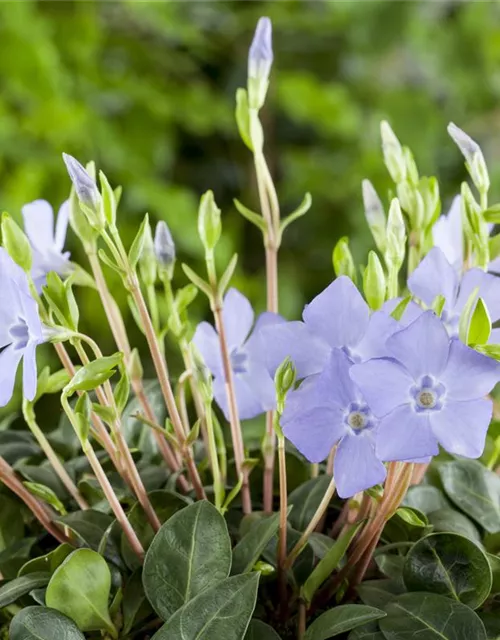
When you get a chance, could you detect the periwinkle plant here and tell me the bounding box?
[1,16,500,640]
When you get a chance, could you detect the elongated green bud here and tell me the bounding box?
[333,237,357,283]
[363,251,386,310]
[385,198,406,270]
[380,121,406,184]
[198,190,221,253]
[362,180,386,253]
[1,212,32,272]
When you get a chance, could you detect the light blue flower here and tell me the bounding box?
[248,17,273,82]
[22,199,72,291]
[0,248,44,405]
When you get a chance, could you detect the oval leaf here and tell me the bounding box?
[232,511,280,575]
[46,548,115,635]
[379,592,487,639]
[143,500,232,621]
[152,574,259,640]
[245,619,282,639]
[10,606,85,640]
[289,476,332,531]
[0,572,50,608]
[305,604,386,640]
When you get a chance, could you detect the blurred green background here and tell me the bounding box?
[1,0,500,390]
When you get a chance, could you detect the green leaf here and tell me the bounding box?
[390,295,413,321]
[232,511,281,575]
[308,533,335,559]
[121,490,189,571]
[99,171,117,226]
[427,509,481,543]
[375,555,405,582]
[0,495,25,552]
[1,212,32,272]
[468,297,491,345]
[403,532,492,609]
[19,543,73,577]
[395,507,427,528]
[9,606,85,640]
[403,485,450,514]
[113,368,130,415]
[65,353,122,394]
[379,592,487,639]
[458,286,479,344]
[122,570,152,635]
[280,192,312,237]
[233,198,267,233]
[0,572,50,608]
[23,481,66,515]
[245,619,282,639]
[288,475,332,531]
[143,501,232,621]
[181,263,212,297]
[363,251,386,310]
[151,574,259,640]
[46,548,116,636]
[302,521,364,605]
[129,213,150,269]
[219,253,239,297]
[356,579,405,609]
[55,509,113,550]
[98,248,125,275]
[304,604,386,640]
[348,622,385,639]
[439,460,500,533]
[482,203,500,223]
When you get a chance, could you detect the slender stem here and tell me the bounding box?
[0,456,70,545]
[128,276,206,500]
[176,370,191,437]
[73,339,161,531]
[87,251,183,482]
[85,442,145,561]
[23,401,88,510]
[206,257,251,514]
[387,267,399,299]
[205,401,224,511]
[298,600,306,640]
[284,477,336,571]
[277,434,288,609]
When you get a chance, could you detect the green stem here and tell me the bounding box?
[204,401,224,511]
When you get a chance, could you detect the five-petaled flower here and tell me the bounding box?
[351,311,500,462]
[408,247,500,340]
[22,199,72,291]
[0,248,44,405]
[260,276,399,379]
[193,288,282,420]
[282,348,386,498]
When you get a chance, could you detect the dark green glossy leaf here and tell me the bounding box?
[0,572,50,608]
[308,533,335,559]
[55,509,113,550]
[122,570,152,635]
[0,431,39,464]
[403,485,449,514]
[479,612,500,640]
[0,538,37,579]
[305,604,386,640]
[357,579,406,609]
[245,619,282,639]
[18,544,75,577]
[403,533,491,609]
[9,606,85,640]
[487,552,500,594]
[288,476,332,531]
[143,501,232,621]
[375,554,405,582]
[379,592,487,639]
[152,574,259,640]
[427,509,481,543]
[348,622,385,639]
[232,511,280,575]
[439,460,500,533]
[0,495,25,551]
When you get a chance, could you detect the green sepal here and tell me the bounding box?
[129,213,150,270]
[279,193,312,240]
[468,297,491,346]
[99,171,117,226]
[1,212,32,272]
[181,263,212,298]
[24,482,67,515]
[65,353,123,395]
[233,199,267,234]
[235,88,253,151]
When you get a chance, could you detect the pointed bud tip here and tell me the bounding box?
[154,220,176,267]
[248,16,273,81]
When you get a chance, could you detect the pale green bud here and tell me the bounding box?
[154,221,176,281]
[448,122,490,195]
[198,190,221,253]
[362,180,386,253]
[247,17,273,110]
[385,198,406,270]
[363,251,386,310]
[62,153,105,231]
[332,237,357,284]
[1,212,32,272]
[139,221,157,287]
[403,147,419,185]
[380,121,406,184]
[274,357,296,413]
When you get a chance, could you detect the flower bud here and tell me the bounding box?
[274,357,296,413]
[363,251,386,310]
[380,121,406,184]
[447,122,490,195]
[139,221,157,287]
[332,237,357,284]
[1,212,32,273]
[385,198,406,270]
[62,153,105,230]
[248,17,273,110]
[127,348,144,384]
[198,190,221,254]
[154,221,176,269]
[362,180,386,253]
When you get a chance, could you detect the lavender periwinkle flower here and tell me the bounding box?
[432,196,463,272]
[248,17,273,82]
[408,247,500,341]
[193,288,283,420]
[0,248,44,405]
[260,276,400,380]
[62,153,101,212]
[154,221,176,267]
[22,199,72,291]
[282,348,386,498]
[351,311,500,462]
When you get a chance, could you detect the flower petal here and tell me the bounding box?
[0,345,23,407]
[55,200,70,252]
[432,196,463,271]
[213,375,264,421]
[456,268,500,325]
[244,311,285,359]
[382,298,425,327]
[192,322,223,378]
[222,288,254,351]
[408,247,459,309]
[21,200,55,254]
[375,404,439,461]
[22,341,38,402]
[430,398,491,458]
[256,320,330,379]
[350,358,413,417]
[240,359,277,413]
[334,433,386,498]
[387,311,449,379]
[282,404,346,463]
[303,276,369,351]
[354,310,400,361]
[440,339,500,400]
